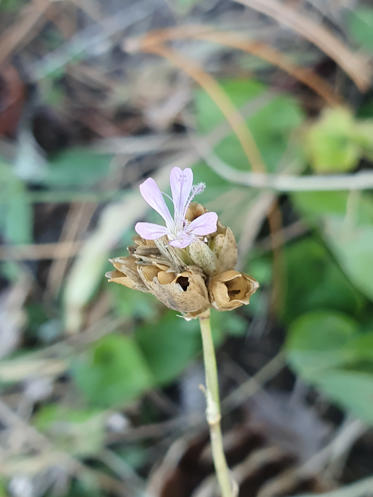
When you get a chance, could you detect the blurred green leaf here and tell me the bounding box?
[44,147,112,187]
[135,312,200,385]
[108,282,158,320]
[292,190,348,220]
[324,217,373,301]
[287,310,373,423]
[34,405,105,456]
[305,107,373,172]
[117,445,148,470]
[0,0,25,11]
[281,237,363,324]
[305,107,360,173]
[194,78,304,172]
[346,7,373,53]
[61,475,101,497]
[286,311,358,377]
[174,0,199,12]
[0,162,32,244]
[72,334,152,407]
[293,191,373,301]
[211,308,247,338]
[315,370,373,424]
[4,192,32,244]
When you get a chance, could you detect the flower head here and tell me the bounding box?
[135,167,218,248]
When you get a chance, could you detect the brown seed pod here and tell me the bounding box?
[107,203,258,318]
[211,224,238,273]
[106,256,148,292]
[138,265,210,318]
[185,202,208,222]
[209,270,259,311]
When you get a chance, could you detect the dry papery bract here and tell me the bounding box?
[106,203,258,318]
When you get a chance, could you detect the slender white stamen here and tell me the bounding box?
[183,182,206,217]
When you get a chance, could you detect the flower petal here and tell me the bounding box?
[170,167,193,220]
[135,222,168,240]
[169,234,195,248]
[139,178,173,226]
[187,212,218,236]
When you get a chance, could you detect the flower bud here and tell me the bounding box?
[106,256,148,292]
[211,224,238,272]
[185,202,207,222]
[138,264,210,318]
[187,239,217,275]
[208,270,259,311]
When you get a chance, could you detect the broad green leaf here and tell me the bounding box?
[194,79,304,172]
[292,191,373,302]
[44,147,112,187]
[323,217,373,301]
[71,334,152,407]
[292,190,348,221]
[286,311,359,377]
[34,405,105,456]
[305,107,373,172]
[135,312,200,385]
[315,370,373,424]
[286,310,373,423]
[305,107,360,173]
[346,7,373,53]
[281,238,363,324]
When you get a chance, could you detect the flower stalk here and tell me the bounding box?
[199,314,236,497]
[106,166,258,493]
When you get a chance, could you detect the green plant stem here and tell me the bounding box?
[199,315,236,497]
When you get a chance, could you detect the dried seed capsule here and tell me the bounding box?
[212,224,238,272]
[187,239,217,275]
[209,270,259,311]
[138,265,210,318]
[106,256,148,292]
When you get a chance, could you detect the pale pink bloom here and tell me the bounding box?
[135,167,218,248]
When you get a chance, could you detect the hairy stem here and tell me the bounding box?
[199,315,236,497]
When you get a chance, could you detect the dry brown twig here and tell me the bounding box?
[0,0,51,65]
[127,25,342,106]
[0,241,83,261]
[233,0,372,92]
[46,202,97,296]
[0,400,133,496]
[142,44,266,173]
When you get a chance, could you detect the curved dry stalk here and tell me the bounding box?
[127,24,342,106]
[233,0,372,92]
[145,43,266,173]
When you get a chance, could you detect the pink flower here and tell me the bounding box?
[135,167,218,248]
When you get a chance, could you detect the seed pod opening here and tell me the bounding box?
[106,256,148,292]
[138,266,210,318]
[209,270,259,311]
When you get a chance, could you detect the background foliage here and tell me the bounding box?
[0,1,373,496]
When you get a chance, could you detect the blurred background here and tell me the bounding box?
[1,1,373,496]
